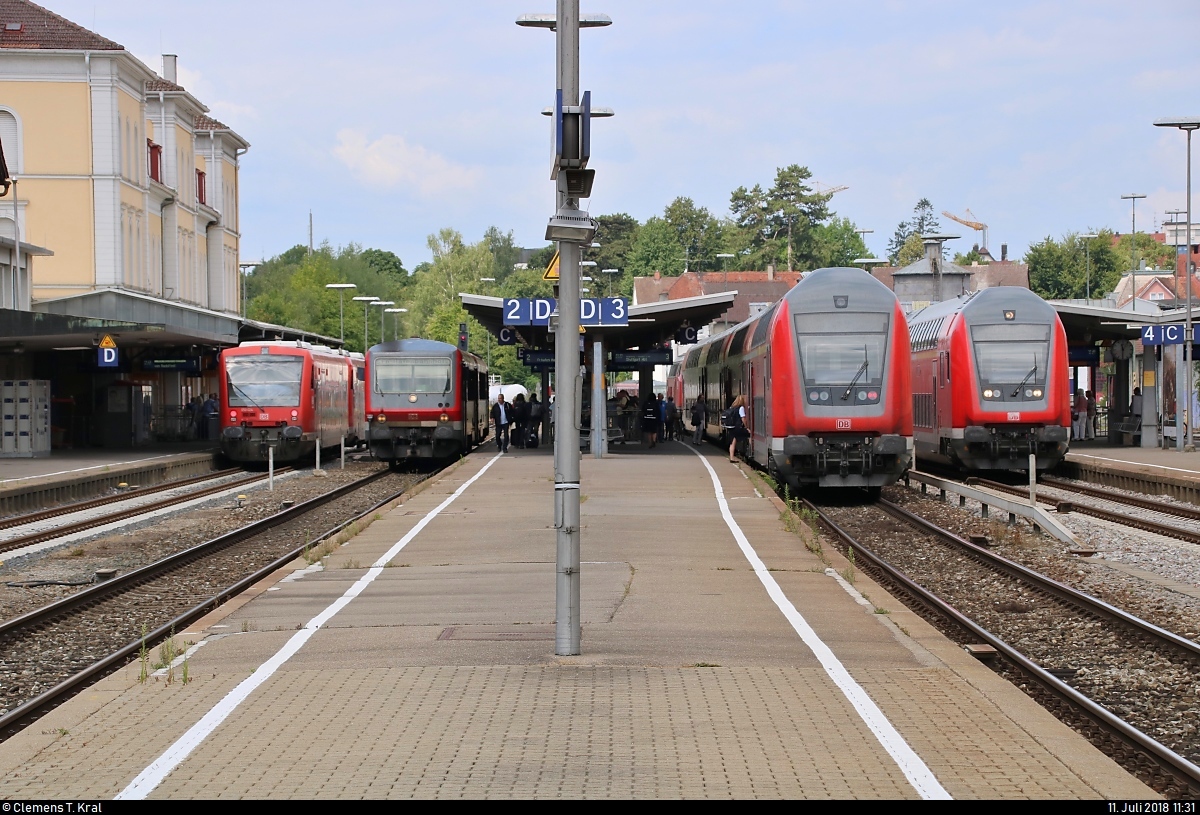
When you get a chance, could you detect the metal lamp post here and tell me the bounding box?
[519,0,609,657]
[601,268,619,296]
[855,228,874,255]
[1155,117,1200,450]
[352,295,378,349]
[325,282,357,342]
[384,307,406,341]
[480,278,496,367]
[716,252,734,290]
[240,261,264,318]
[1122,194,1147,312]
[373,301,394,341]
[1079,234,1098,300]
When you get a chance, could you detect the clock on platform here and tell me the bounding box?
[1110,339,1134,361]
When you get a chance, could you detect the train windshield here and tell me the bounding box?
[374,356,453,394]
[225,356,304,406]
[794,313,888,386]
[970,324,1050,387]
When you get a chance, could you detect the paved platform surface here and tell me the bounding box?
[0,441,1158,799]
[0,444,217,485]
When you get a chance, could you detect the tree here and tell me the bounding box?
[1112,232,1178,273]
[626,216,684,278]
[1025,230,1122,300]
[953,245,984,266]
[729,165,831,271]
[662,197,724,271]
[484,226,521,282]
[360,248,406,280]
[888,198,941,264]
[590,213,640,295]
[810,216,870,268]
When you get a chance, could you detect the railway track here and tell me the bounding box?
[808,493,1200,798]
[0,468,291,557]
[970,475,1200,546]
[0,466,422,741]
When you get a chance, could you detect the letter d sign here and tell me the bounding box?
[98,347,119,368]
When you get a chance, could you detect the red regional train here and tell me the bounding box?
[218,341,366,463]
[906,286,1071,472]
[681,267,913,493]
[364,339,489,464]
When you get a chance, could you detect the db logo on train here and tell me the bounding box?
[836,419,851,429]
[1007,412,1021,421]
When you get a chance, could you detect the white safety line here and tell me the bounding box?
[683,445,952,800]
[115,451,505,800]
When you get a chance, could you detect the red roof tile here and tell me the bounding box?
[146,78,185,92]
[0,0,122,50]
[194,113,229,131]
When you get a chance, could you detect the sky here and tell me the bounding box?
[50,0,1200,269]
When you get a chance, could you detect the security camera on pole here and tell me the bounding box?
[518,0,609,656]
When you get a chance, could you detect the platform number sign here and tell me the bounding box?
[97,334,119,368]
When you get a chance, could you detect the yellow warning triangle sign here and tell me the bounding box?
[98,335,118,349]
[542,250,560,281]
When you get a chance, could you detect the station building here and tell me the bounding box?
[0,0,317,452]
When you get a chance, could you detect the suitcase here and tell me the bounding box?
[526,428,539,449]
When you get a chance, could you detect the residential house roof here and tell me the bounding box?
[0,0,122,50]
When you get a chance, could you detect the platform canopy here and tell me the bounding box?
[459,290,737,351]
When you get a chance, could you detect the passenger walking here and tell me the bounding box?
[664,396,678,441]
[725,394,749,462]
[641,394,661,448]
[491,393,512,453]
[512,393,530,449]
[528,393,544,445]
[1085,390,1097,440]
[690,397,707,444]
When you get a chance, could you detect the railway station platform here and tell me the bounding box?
[0,445,219,515]
[0,440,1155,800]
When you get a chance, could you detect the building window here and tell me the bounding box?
[0,109,21,174]
[1149,291,1166,301]
[148,140,162,183]
[196,170,207,206]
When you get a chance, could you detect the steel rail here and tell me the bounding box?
[1040,475,1200,521]
[0,467,406,741]
[0,469,292,556]
[805,497,1200,796]
[971,476,1200,546]
[0,468,244,531]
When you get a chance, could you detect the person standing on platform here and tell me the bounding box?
[512,393,530,449]
[1085,390,1097,440]
[1072,389,1087,440]
[201,393,218,440]
[491,393,512,453]
[641,394,661,448]
[690,397,707,445]
[528,393,544,445]
[725,394,749,462]
[664,396,679,441]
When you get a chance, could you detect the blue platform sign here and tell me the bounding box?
[1141,325,1199,346]
[497,326,517,345]
[97,347,119,368]
[503,297,627,327]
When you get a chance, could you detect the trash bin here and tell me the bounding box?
[206,415,219,441]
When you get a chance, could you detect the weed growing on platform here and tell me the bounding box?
[841,546,856,585]
[67,546,86,558]
[181,650,190,685]
[138,624,149,683]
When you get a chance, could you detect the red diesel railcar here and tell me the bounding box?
[218,341,363,463]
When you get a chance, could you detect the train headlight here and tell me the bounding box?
[1032,388,1043,398]
[1024,389,1033,398]
[440,412,449,422]
[809,391,820,402]
[229,410,236,420]
[867,391,878,401]
[857,390,867,401]
[291,410,299,419]
[377,413,387,422]
[819,391,829,401]
[983,389,994,398]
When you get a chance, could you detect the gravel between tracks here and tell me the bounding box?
[0,459,422,715]
[863,483,1200,767]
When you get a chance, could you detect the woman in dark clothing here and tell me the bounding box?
[512,393,530,449]
[641,394,661,448]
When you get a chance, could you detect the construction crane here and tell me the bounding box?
[814,182,849,196]
[942,209,988,254]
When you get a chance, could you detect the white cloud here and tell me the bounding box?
[332,129,481,197]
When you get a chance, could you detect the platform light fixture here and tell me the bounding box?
[545,202,598,244]
[352,295,378,348]
[325,283,357,342]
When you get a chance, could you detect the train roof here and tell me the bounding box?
[369,339,457,354]
[224,341,356,359]
[783,267,900,311]
[909,287,1056,325]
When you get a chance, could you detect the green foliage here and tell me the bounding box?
[810,216,870,268]
[887,198,941,264]
[1026,230,1121,300]
[627,216,685,278]
[729,165,831,272]
[591,213,640,295]
[1112,231,1177,272]
[894,233,926,267]
[663,197,727,271]
[954,245,985,266]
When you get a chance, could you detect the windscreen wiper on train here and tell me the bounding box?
[1011,360,1037,397]
[231,383,265,413]
[841,348,869,401]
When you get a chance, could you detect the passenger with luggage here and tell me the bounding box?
[723,394,750,462]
